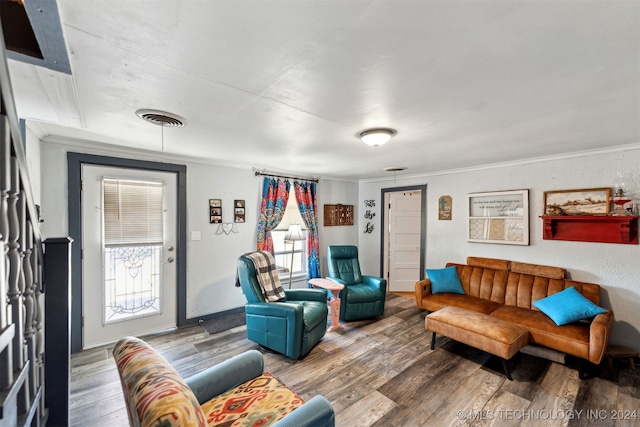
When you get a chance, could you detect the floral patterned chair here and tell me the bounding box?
[113,336,335,427]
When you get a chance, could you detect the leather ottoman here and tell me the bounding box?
[426,306,530,380]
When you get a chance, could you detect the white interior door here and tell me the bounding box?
[388,191,422,292]
[81,165,177,349]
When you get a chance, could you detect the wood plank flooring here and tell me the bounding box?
[70,295,640,427]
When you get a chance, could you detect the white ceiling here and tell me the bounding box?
[8,0,640,180]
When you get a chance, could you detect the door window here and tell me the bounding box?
[102,178,164,323]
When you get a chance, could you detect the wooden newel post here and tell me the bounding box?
[44,237,73,427]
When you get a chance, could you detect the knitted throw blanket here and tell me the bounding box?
[243,251,286,302]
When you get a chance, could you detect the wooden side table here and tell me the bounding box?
[309,278,345,332]
[605,345,638,370]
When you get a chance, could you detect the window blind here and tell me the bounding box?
[103,178,164,246]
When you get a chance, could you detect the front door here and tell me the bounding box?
[81,165,177,349]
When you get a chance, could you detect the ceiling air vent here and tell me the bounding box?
[135,109,187,127]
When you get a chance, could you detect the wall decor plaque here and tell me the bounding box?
[324,204,354,226]
[468,190,529,245]
[438,195,452,220]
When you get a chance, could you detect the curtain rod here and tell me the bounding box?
[254,170,319,183]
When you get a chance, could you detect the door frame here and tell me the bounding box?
[67,152,187,353]
[380,185,427,282]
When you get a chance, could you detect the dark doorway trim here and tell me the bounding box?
[67,152,187,353]
[380,185,427,281]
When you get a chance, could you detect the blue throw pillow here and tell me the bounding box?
[533,286,607,326]
[426,266,465,294]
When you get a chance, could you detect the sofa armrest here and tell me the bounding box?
[415,279,432,309]
[285,288,328,303]
[185,349,264,404]
[588,310,614,365]
[362,276,387,294]
[273,395,335,427]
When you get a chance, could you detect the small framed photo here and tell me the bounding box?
[234,200,245,223]
[209,199,222,223]
[543,188,611,216]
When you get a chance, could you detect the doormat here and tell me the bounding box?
[200,312,246,335]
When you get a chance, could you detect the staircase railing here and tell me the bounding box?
[0,31,46,427]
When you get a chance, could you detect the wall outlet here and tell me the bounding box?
[190,231,201,241]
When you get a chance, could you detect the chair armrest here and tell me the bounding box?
[362,276,387,293]
[184,349,264,404]
[273,395,335,427]
[588,310,614,365]
[415,279,432,309]
[245,302,304,319]
[285,288,328,303]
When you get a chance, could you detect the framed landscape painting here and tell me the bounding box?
[543,188,610,216]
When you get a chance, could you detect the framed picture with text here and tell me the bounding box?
[468,190,529,245]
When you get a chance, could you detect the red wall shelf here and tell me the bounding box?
[540,215,639,244]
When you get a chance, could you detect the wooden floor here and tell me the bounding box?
[70,294,639,427]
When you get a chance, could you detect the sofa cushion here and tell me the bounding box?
[427,266,465,294]
[532,286,607,326]
[510,261,565,280]
[466,257,510,271]
[201,372,303,426]
[490,305,590,360]
[421,293,501,315]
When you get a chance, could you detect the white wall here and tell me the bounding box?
[359,146,640,352]
[317,179,359,276]
[37,138,359,320]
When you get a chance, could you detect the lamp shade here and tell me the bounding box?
[284,224,306,241]
[358,128,396,147]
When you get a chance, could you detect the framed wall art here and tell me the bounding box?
[468,189,529,245]
[210,199,222,223]
[543,188,610,216]
[234,200,245,223]
[438,195,452,220]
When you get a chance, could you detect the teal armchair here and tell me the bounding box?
[237,254,328,359]
[326,245,387,321]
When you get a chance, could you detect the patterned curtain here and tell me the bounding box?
[293,181,320,278]
[256,178,290,252]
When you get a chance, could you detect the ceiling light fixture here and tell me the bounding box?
[358,128,396,147]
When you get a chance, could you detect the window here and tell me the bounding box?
[272,191,308,281]
[102,178,164,323]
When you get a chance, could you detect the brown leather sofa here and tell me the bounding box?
[415,257,614,371]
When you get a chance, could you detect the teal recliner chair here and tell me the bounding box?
[237,254,328,360]
[326,245,387,321]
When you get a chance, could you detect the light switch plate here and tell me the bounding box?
[190,231,201,241]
